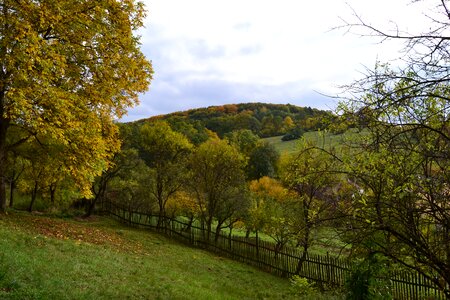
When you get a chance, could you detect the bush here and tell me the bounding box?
[290,275,316,296]
[346,254,392,300]
[282,127,305,141]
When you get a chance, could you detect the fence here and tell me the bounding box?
[101,200,447,299]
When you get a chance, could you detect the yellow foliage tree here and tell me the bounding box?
[0,0,153,212]
[248,176,296,253]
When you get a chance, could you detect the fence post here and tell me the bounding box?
[326,252,330,283]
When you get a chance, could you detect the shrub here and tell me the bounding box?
[282,127,305,141]
[346,254,392,300]
[290,275,316,296]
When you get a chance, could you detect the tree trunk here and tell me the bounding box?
[184,215,194,231]
[157,204,165,229]
[255,230,260,258]
[206,217,213,243]
[0,172,6,213]
[214,220,224,243]
[84,197,97,218]
[0,94,9,213]
[84,179,107,218]
[296,227,311,274]
[28,181,38,212]
[9,180,14,208]
[49,184,56,204]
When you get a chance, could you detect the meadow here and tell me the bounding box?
[0,211,342,300]
[263,129,367,155]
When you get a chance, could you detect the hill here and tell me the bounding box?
[0,212,304,299]
[131,103,332,142]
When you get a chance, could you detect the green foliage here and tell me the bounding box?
[225,130,280,179]
[225,129,260,156]
[282,126,305,141]
[346,254,392,300]
[280,140,342,259]
[336,73,450,291]
[139,121,193,223]
[137,103,332,139]
[188,138,248,237]
[290,275,317,296]
[139,121,193,167]
[247,141,280,180]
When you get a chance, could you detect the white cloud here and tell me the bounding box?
[121,0,434,121]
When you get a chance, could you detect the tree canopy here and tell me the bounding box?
[337,0,450,294]
[137,103,331,138]
[0,0,153,211]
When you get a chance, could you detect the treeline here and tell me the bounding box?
[89,120,344,265]
[136,103,332,141]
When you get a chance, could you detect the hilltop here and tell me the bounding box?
[131,103,332,141]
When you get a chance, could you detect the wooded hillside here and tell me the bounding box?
[133,103,332,141]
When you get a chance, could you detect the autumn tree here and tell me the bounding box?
[165,191,200,230]
[0,0,152,212]
[140,121,193,227]
[282,116,295,132]
[187,139,248,242]
[12,134,73,212]
[248,176,295,254]
[337,0,450,294]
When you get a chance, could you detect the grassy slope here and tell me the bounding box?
[263,129,367,156]
[0,212,320,300]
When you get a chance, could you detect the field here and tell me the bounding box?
[263,129,367,155]
[0,211,342,300]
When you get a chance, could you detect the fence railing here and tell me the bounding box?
[101,200,447,299]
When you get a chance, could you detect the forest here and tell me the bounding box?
[0,0,450,299]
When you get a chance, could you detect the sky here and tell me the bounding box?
[121,0,431,121]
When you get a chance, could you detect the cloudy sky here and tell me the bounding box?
[121,0,430,121]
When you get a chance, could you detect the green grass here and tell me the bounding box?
[229,226,350,257]
[0,212,342,299]
[264,129,368,156]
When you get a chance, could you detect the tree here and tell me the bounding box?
[187,139,248,242]
[281,126,305,141]
[282,116,295,132]
[281,141,341,273]
[140,121,193,227]
[6,151,27,207]
[165,190,200,229]
[337,1,450,294]
[105,155,152,213]
[247,142,280,180]
[248,176,295,254]
[15,135,72,212]
[84,148,143,217]
[225,129,259,157]
[0,0,153,212]
[225,130,280,180]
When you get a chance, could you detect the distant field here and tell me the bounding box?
[0,211,341,300]
[263,129,366,155]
